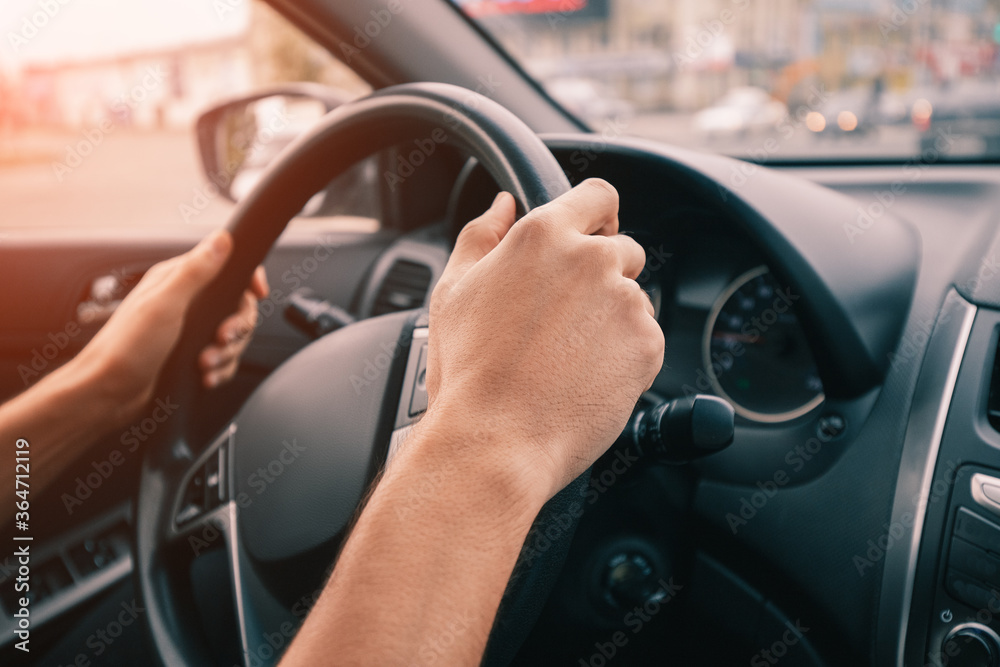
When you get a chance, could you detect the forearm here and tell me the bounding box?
[280,417,548,666]
[1,355,122,521]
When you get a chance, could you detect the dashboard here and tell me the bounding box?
[363,138,999,665]
[7,128,1000,666]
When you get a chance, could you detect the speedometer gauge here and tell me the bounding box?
[702,266,823,423]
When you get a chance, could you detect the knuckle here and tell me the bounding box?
[638,324,665,367]
[580,178,619,206]
[611,277,642,308]
[456,216,484,243]
[429,276,452,307]
[593,241,618,270]
[570,238,617,274]
[513,210,557,242]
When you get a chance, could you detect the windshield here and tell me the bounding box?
[453,0,1000,162]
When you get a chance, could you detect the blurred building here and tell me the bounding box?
[463,0,1000,111]
[0,0,364,132]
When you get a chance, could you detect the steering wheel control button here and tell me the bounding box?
[972,474,1000,519]
[174,429,229,527]
[941,623,1000,667]
[408,344,429,417]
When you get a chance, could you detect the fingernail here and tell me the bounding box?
[492,192,506,208]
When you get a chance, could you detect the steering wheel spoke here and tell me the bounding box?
[168,424,233,543]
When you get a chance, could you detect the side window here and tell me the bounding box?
[0,0,372,231]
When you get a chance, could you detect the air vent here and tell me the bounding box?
[989,338,1000,432]
[372,260,432,316]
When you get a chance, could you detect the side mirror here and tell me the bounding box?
[195,83,349,203]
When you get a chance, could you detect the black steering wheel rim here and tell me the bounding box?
[135,82,582,666]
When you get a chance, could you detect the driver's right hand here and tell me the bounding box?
[419,178,665,500]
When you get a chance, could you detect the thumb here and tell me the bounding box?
[165,229,233,304]
[447,192,517,277]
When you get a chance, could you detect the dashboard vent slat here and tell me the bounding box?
[988,336,1000,432]
[372,260,432,316]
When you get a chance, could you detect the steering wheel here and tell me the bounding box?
[135,83,584,666]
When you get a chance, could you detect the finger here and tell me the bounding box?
[215,290,258,345]
[203,359,239,389]
[604,234,647,280]
[163,229,233,304]
[618,277,656,319]
[529,179,619,237]
[250,266,269,299]
[446,192,517,277]
[639,285,656,319]
[199,338,244,372]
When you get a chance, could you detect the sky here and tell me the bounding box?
[1,0,249,69]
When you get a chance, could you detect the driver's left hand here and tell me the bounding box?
[73,229,268,427]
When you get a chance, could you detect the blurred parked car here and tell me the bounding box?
[807,86,881,137]
[543,77,634,126]
[693,87,788,139]
[916,79,1000,157]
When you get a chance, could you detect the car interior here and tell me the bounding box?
[3,0,1000,665]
